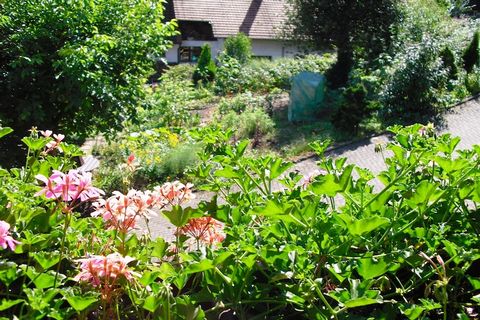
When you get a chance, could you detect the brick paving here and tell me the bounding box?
[145,97,480,240]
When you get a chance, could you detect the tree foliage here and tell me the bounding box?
[0,0,177,139]
[193,44,216,85]
[286,0,400,87]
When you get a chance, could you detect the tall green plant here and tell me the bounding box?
[463,30,480,73]
[440,46,459,79]
[223,32,252,64]
[193,44,216,85]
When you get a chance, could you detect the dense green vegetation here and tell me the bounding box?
[1,0,480,319]
[286,0,400,87]
[1,124,480,319]
[0,0,176,139]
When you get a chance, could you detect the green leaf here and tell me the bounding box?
[341,215,390,236]
[399,304,425,320]
[0,127,13,139]
[65,295,98,312]
[184,259,214,275]
[24,268,64,289]
[162,206,194,227]
[269,158,293,180]
[235,140,249,158]
[157,262,177,280]
[150,237,167,258]
[21,137,47,151]
[31,251,61,270]
[467,276,480,290]
[0,299,24,311]
[215,165,241,179]
[143,295,160,313]
[472,294,480,303]
[0,261,19,286]
[344,296,382,308]
[406,180,441,209]
[252,200,292,217]
[357,257,389,280]
[213,252,233,265]
[310,174,342,197]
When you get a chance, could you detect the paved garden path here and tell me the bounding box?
[145,97,480,240]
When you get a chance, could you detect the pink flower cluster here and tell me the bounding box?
[0,221,20,251]
[178,216,226,246]
[92,190,158,233]
[74,253,136,302]
[153,181,195,206]
[35,170,104,203]
[92,182,194,233]
[74,253,135,287]
[40,130,65,153]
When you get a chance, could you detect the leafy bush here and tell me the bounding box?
[220,107,275,142]
[188,124,480,319]
[192,44,216,85]
[2,124,480,319]
[465,66,480,93]
[463,30,480,73]
[333,83,376,134]
[223,32,252,64]
[92,128,187,192]
[440,46,459,79]
[141,65,213,129]
[215,54,335,95]
[217,92,267,115]
[381,38,455,123]
[0,0,177,139]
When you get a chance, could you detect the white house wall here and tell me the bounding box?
[164,38,302,64]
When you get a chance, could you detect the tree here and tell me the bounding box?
[0,0,177,139]
[193,44,216,85]
[223,33,252,64]
[463,30,480,73]
[286,0,400,88]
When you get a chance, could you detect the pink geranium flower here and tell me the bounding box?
[74,253,136,302]
[92,190,158,233]
[74,253,135,286]
[0,221,21,251]
[178,216,226,246]
[153,181,195,206]
[35,170,104,204]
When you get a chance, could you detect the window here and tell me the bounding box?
[179,46,202,63]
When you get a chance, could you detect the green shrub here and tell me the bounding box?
[382,39,451,123]
[193,44,216,85]
[215,54,335,95]
[162,64,196,82]
[463,30,480,73]
[465,67,480,94]
[93,128,187,191]
[223,32,252,64]
[217,92,266,115]
[221,107,275,141]
[333,83,371,134]
[141,65,213,129]
[154,143,200,179]
[440,46,459,79]
[0,0,176,139]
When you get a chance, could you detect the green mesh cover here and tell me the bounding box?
[288,72,326,122]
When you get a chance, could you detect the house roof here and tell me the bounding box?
[170,0,288,40]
